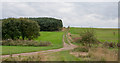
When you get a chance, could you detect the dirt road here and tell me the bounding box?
[1,33,77,58]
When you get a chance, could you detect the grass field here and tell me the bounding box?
[2,32,64,55]
[69,27,118,43]
[45,50,82,61]
[2,27,118,55]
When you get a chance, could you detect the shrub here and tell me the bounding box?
[103,42,110,48]
[108,42,116,48]
[2,40,51,47]
[117,43,120,47]
[103,42,116,48]
[72,47,89,52]
[78,28,98,47]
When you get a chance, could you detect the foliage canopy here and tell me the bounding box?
[29,17,63,31]
[2,18,40,40]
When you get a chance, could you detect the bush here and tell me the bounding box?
[2,40,51,47]
[103,42,110,48]
[103,42,116,48]
[117,43,120,47]
[72,47,89,52]
[78,28,98,47]
[109,42,116,48]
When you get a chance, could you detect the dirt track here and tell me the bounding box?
[1,33,77,58]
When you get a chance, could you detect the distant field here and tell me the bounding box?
[2,32,64,55]
[69,27,118,43]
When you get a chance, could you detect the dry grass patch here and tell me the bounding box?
[70,52,88,57]
[2,53,45,61]
[70,47,118,61]
[70,47,90,61]
[89,47,118,61]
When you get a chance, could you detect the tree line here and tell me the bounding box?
[2,17,63,40]
[2,18,40,40]
[29,17,63,31]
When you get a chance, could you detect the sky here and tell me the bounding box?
[0,0,119,2]
[0,1,119,28]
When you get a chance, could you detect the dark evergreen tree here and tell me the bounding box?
[29,17,63,31]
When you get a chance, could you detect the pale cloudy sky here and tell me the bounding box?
[0,0,119,28]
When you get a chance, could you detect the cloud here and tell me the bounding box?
[80,14,118,27]
[2,3,39,17]
[2,2,118,28]
[1,0,119,2]
[0,2,2,19]
[61,13,118,27]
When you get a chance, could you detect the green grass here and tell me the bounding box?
[45,50,82,61]
[64,32,70,44]
[69,27,118,43]
[35,32,64,48]
[2,31,64,55]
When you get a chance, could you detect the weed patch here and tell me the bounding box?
[2,40,51,47]
[72,47,89,52]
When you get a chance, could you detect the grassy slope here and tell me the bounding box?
[35,32,63,48]
[69,27,118,43]
[45,50,81,61]
[2,32,64,55]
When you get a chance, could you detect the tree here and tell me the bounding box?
[29,17,63,31]
[2,18,21,40]
[2,18,40,40]
[20,18,40,40]
[18,18,40,40]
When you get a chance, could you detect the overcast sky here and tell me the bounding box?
[1,2,118,28]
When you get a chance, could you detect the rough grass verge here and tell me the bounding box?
[2,39,51,47]
[88,47,118,61]
[2,53,44,61]
[72,47,89,52]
